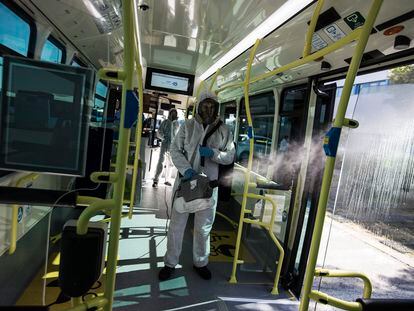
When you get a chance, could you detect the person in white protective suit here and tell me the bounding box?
[153,108,179,187]
[158,90,235,281]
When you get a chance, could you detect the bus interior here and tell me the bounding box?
[0,0,413,310]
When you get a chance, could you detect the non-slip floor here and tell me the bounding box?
[17,180,297,310]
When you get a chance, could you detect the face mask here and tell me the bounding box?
[199,100,218,125]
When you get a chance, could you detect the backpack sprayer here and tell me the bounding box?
[174,174,218,213]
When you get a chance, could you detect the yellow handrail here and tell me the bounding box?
[209,69,220,92]
[299,1,383,310]
[244,193,284,294]
[303,0,325,58]
[309,291,363,311]
[217,28,362,94]
[229,38,261,285]
[128,3,145,218]
[315,269,372,298]
[75,1,139,309]
[191,80,205,116]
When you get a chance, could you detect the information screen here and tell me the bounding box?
[145,67,194,95]
[151,72,189,92]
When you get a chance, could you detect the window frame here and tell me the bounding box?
[70,56,87,67]
[41,34,66,64]
[0,0,36,58]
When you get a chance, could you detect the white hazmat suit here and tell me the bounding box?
[164,98,235,269]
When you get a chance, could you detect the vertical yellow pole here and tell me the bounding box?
[229,39,261,284]
[299,1,383,310]
[303,0,325,58]
[209,69,220,92]
[103,0,134,309]
[192,80,205,117]
[128,2,145,218]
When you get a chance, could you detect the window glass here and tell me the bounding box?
[274,86,308,185]
[40,38,64,63]
[281,87,306,112]
[0,2,31,56]
[94,98,105,109]
[95,81,108,98]
[237,92,275,176]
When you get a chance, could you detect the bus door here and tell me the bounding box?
[284,82,337,297]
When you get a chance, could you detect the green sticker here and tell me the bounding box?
[344,12,366,30]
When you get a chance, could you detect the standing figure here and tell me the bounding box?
[153,108,178,187]
[158,91,235,281]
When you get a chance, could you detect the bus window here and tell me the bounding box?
[0,1,33,56]
[274,86,308,186]
[92,81,108,123]
[40,36,65,64]
[237,92,275,176]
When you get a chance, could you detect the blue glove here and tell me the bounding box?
[183,168,197,180]
[199,146,214,158]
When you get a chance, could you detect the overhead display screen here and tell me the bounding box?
[151,72,189,92]
[145,67,194,96]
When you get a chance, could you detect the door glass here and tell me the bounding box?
[237,92,275,177]
[313,67,414,309]
[274,86,307,186]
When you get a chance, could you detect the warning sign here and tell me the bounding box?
[208,230,255,263]
[344,12,365,30]
[312,33,328,51]
[324,23,346,42]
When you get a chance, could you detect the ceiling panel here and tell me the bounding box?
[26,0,414,94]
[213,0,414,99]
[138,0,286,75]
[30,0,123,68]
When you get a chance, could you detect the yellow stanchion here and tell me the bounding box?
[229,38,262,285]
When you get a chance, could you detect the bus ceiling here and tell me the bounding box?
[18,0,414,96]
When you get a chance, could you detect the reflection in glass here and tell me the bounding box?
[0,56,93,176]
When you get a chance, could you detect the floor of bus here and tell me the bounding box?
[17,178,297,310]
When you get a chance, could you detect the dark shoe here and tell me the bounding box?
[193,265,211,280]
[164,181,172,186]
[158,266,175,281]
[152,181,158,188]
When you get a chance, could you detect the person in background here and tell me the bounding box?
[279,135,289,152]
[153,108,179,187]
[158,90,235,281]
